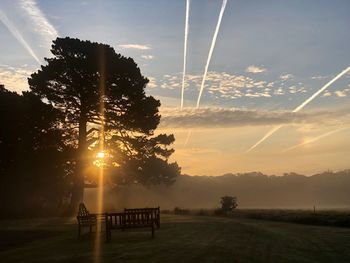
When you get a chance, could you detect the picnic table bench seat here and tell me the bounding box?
[76,203,97,237]
[105,207,160,241]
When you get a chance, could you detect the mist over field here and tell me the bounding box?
[85,170,350,211]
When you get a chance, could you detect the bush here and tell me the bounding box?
[196,209,210,216]
[214,208,226,216]
[220,196,238,212]
[173,207,190,215]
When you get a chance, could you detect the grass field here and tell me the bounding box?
[1,214,350,263]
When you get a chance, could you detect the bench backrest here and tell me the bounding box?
[77,203,96,225]
[124,207,160,215]
[78,203,90,217]
[106,210,156,229]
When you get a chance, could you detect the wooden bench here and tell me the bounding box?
[105,210,157,241]
[76,203,97,237]
[124,207,160,229]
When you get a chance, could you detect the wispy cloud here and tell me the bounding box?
[118,44,151,50]
[159,107,350,129]
[280,74,294,81]
[245,65,267,74]
[146,76,157,88]
[156,71,306,100]
[335,89,348,97]
[311,75,330,80]
[322,90,332,97]
[141,55,154,60]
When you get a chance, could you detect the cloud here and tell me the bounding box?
[141,55,155,60]
[159,107,350,129]
[280,74,294,81]
[322,91,332,97]
[146,77,157,88]
[154,71,306,100]
[0,64,34,93]
[274,87,285,95]
[118,44,151,50]
[245,65,267,74]
[288,85,306,94]
[311,75,330,80]
[335,90,348,97]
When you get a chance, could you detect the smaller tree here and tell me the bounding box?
[220,196,237,212]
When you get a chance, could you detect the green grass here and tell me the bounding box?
[1,214,350,262]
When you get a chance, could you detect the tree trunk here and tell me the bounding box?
[70,115,87,214]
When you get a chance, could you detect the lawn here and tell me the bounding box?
[1,214,350,263]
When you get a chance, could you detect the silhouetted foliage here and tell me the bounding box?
[0,86,72,217]
[214,208,226,216]
[220,196,237,212]
[28,37,180,211]
[173,207,190,215]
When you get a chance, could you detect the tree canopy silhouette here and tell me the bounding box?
[0,86,71,216]
[28,37,180,211]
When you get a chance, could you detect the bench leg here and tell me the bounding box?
[105,221,111,241]
[78,224,81,238]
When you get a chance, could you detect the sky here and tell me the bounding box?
[0,0,349,176]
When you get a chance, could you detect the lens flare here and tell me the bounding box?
[180,0,190,109]
[246,66,350,153]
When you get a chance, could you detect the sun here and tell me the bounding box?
[96,151,105,159]
[93,151,108,167]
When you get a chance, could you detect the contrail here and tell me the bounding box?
[0,9,41,64]
[19,0,58,41]
[183,0,227,147]
[196,0,227,108]
[281,127,346,153]
[292,66,350,113]
[246,66,350,152]
[246,125,282,153]
[180,0,190,109]
[183,129,192,147]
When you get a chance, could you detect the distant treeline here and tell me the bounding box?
[85,170,350,211]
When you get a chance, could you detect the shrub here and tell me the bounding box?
[220,196,238,212]
[173,207,190,215]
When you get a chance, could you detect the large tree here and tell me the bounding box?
[28,37,180,211]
